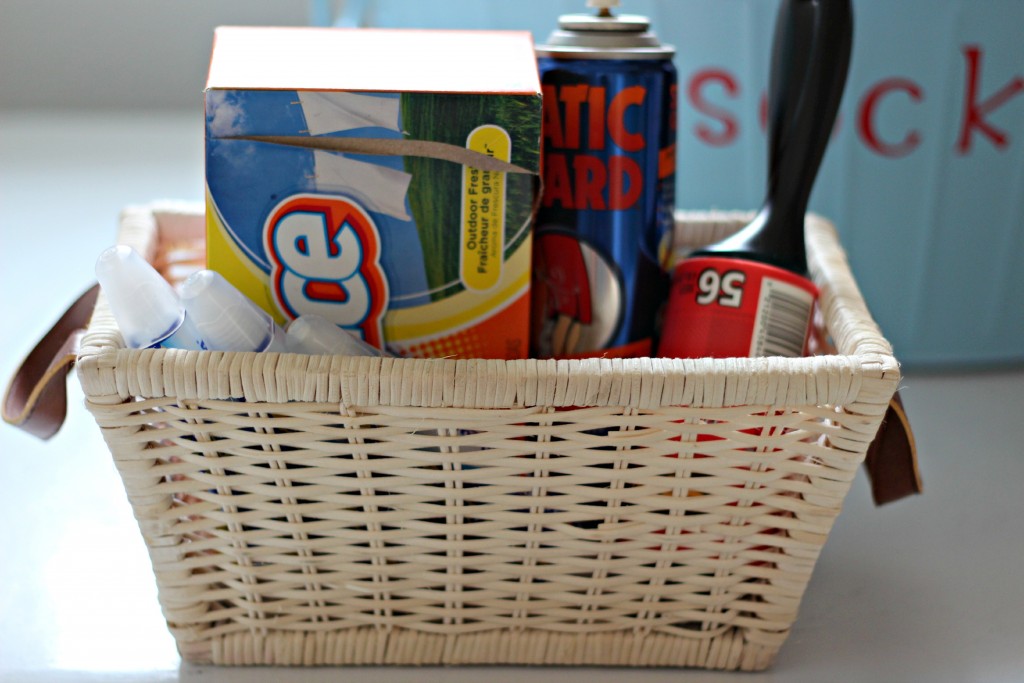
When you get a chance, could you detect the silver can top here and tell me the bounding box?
[536,0,674,59]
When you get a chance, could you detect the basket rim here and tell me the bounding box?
[76,204,899,410]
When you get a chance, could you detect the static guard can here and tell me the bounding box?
[531,0,677,359]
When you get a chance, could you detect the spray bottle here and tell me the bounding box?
[285,314,386,356]
[179,270,287,353]
[94,245,205,350]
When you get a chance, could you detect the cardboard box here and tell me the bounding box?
[205,27,542,359]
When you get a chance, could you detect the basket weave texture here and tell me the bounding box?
[76,203,899,671]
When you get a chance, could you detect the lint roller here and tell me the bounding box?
[659,0,853,359]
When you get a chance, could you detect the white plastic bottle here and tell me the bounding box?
[179,270,287,352]
[285,314,385,356]
[95,245,204,349]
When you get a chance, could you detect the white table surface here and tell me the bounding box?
[2,111,1022,683]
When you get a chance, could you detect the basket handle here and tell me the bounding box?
[2,284,99,440]
[865,391,922,506]
[813,322,921,505]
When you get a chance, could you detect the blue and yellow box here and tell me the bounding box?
[205,27,542,359]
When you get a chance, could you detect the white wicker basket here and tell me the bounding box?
[74,202,898,670]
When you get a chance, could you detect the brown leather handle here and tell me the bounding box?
[865,391,923,505]
[811,311,922,505]
[2,284,100,440]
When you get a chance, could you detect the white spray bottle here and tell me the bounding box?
[95,245,205,350]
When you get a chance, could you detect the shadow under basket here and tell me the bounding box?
[76,203,899,671]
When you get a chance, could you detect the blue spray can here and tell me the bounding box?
[532,0,677,358]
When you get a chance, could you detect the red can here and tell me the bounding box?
[658,256,818,359]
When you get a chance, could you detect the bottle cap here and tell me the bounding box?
[180,270,274,352]
[285,314,383,356]
[95,245,186,348]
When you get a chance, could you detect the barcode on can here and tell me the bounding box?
[750,277,815,357]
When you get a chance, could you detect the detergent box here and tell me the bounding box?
[204,27,542,359]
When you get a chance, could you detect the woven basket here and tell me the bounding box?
[76,202,899,671]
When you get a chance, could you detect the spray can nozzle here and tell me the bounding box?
[587,0,619,18]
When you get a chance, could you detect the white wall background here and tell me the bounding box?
[0,0,312,111]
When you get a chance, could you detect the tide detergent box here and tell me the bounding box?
[204,27,542,359]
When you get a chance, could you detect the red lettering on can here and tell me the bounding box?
[559,84,589,150]
[540,82,649,210]
[573,154,607,209]
[609,155,642,210]
[541,84,565,148]
[542,153,573,208]
[588,86,607,150]
[608,85,647,152]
